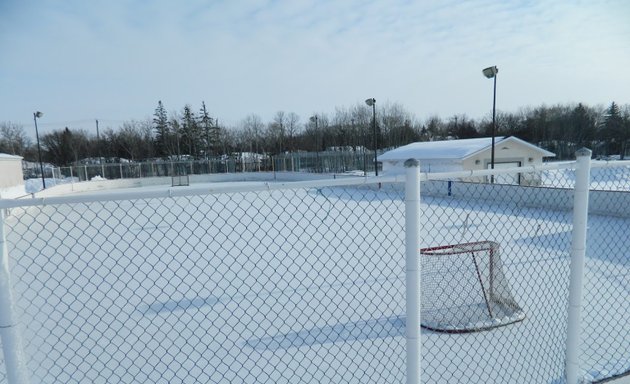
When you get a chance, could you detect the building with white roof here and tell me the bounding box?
[377,136,556,184]
[0,153,26,198]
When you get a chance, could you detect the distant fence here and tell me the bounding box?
[2,150,630,383]
[420,180,630,218]
[49,151,380,182]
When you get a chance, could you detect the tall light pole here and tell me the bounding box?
[365,98,378,176]
[353,117,367,176]
[482,65,498,183]
[310,115,319,172]
[33,111,46,189]
[96,118,105,177]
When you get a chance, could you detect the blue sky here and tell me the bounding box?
[1,0,629,137]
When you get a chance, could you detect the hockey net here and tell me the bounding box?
[420,241,525,333]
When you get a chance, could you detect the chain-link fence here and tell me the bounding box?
[419,176,575,383]
[1,181,406,384]
[2,153,630,383]
[578,163,630,383]
[52,151,381,183]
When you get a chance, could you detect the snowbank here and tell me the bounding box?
[0,184,27,199]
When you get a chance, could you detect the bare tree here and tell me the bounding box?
[117,120,149,161]
[285,112,300,152]
[350,103,372,150]
[41,127,89,165]
[241,114,265,154]
[0,122,32,156]
[302,113,329,152]
[378,102,414,148]
[139,118,156,159]
[424,115,445,140]
[219,125,238,155]
[331,106,352,149]
[267,111,287,154]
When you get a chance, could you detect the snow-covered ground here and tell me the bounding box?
[2,176,629,383]
[24,177,80,193]
[542,164,630,190]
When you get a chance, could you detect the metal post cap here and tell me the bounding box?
[575,148,592,157]
[404,158,420,167]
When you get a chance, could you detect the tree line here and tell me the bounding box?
[1,100,629,167]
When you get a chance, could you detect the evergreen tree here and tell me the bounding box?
[198,101,219,158]
[153,101,169,157]
[624,107,630,159]
[181,105,200,157]
[211,120,221,156]
[570,103,596,150]
[447,114,478,140]
[602,102,624,156]
[169,118,182,159]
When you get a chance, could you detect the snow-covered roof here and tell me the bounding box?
[0,153,23,161]
[378,136,555,162]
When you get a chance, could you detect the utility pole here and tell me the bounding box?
[33,111,45,189]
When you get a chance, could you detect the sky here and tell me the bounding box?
[1,0,630,138]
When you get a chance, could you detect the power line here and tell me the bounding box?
[36,118,128,126]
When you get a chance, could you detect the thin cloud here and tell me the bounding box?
[1,0,628,134]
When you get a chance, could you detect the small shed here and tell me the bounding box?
[0,153,25,198]
[377,136,556,185]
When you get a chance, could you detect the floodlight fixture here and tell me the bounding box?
[482,66,498,79]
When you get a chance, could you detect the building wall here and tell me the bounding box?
[462,141,546,172]
[0,154,25,198]
[461,141,547,185]
[382,160,463,175]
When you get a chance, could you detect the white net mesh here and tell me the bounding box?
[420,241,525,332]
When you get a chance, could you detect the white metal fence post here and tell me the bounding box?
[565,147,592,384]
[0,211,29,384]
[405,159,421,384]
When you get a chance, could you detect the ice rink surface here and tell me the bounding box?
[2,179,629,383]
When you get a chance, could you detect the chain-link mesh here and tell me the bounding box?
[3,184,405,383]
[579,165,630,383]
[2,161,630,383]
[53,151,382,182]
[419,176,575,383]
[0,344,5,383]
[420,241,525,333]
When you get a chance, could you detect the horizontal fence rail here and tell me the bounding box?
[2,153,630,383]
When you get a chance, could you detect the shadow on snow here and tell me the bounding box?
[244,315,405,351]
